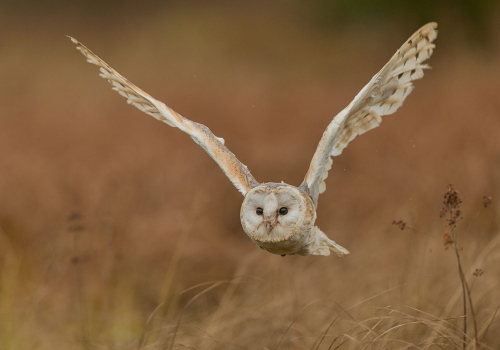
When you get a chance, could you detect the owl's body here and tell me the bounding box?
[70,23,438,257]
[240,183,348,256]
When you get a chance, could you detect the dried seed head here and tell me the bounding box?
[443,184,462,211]
[440,184,462,229]
[443,231,454,249]
[473,268,484,277]
[392,219,407,231]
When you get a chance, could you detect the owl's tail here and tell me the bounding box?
[310,227,350,257]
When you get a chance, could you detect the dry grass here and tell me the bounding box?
[1,3,500,349]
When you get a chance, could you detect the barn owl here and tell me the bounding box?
[70,22,437,257]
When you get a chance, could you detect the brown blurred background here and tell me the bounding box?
[1,1,500,349]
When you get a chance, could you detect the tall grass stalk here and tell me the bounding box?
[441,185,479,348]
[68,211,90,350]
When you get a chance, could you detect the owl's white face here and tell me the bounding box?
[240,183,316,250]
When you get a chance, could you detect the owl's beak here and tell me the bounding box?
[265,219,277,234]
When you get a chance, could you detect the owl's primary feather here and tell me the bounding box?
[69,37,259,196]
[302,22,438,206]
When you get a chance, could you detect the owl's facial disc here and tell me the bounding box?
[240,183,311,242]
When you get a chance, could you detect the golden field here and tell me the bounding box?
[1,2,500,349]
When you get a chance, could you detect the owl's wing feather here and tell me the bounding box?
[302,22,437,206]
[70,37,259,196]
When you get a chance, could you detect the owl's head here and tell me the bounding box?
[240,183,316,244]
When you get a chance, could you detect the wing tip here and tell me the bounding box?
[68,35,81,46]
[419,22,438,34]
[426,22,438,29]
[421,22,439,41]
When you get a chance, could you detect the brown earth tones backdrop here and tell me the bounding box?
[1,1,500,349]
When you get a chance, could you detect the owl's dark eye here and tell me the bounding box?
[279,207,288,215]
[256,207,263,215]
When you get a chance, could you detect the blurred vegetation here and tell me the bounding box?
[313,0,493,25]
[2,0,499,37]
[1,0,500,349]
[311,0,498,45]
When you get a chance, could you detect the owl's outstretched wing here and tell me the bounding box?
[70,37,259,196]
[301,22,438,206]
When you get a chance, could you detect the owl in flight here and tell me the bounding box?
[70,22,437,257]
